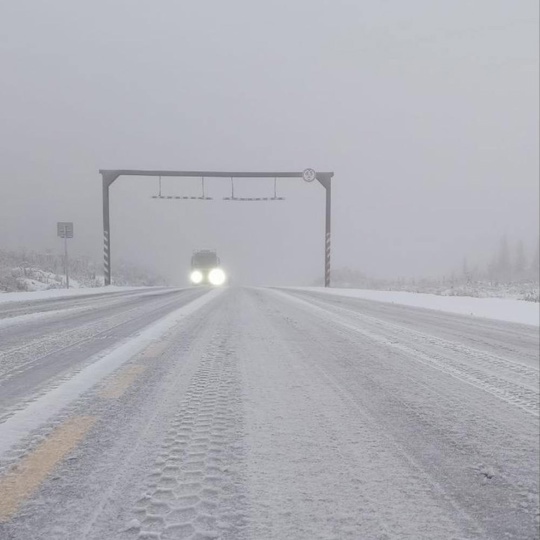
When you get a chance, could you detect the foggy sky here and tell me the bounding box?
[1,1,538,286]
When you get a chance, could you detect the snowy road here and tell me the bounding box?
[0,287,538,539]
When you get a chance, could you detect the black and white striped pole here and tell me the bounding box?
[101,171,118,286]
[303,169,332,288]
[325,183,332,288]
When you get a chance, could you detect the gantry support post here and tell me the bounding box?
[102,178,110,286]
[317,173,332,287]
[101,171,119,286]
[325,180,332,288]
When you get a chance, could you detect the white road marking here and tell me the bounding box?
[0,289,223,459]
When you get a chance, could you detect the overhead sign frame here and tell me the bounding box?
[99,169,334,287]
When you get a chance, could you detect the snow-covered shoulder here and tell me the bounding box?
[0,285,160,305]
[290,287,540,327]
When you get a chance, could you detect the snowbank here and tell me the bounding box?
[0,285,157,305]
[292,287,540,327]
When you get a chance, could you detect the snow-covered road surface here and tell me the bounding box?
[0,287,205,421]
[0,287,538,539]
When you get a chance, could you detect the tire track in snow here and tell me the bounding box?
[240,289,483,540]
[275,290,540,417]
[122,332,246,540]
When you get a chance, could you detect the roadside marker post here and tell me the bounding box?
[57,222,73,289]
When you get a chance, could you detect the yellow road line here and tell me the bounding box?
[140,340,173,359]
[99,365,147,399]
[99,338,170,399]
[0,416,96,522]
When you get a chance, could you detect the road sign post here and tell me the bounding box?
[57,222,73,289]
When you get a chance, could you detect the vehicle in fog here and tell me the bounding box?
[190,250,227,286]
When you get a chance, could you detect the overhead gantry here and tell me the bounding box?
[99,169,334,287]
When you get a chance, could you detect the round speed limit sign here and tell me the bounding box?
[302,168,316,182]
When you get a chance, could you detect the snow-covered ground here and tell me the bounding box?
[0,265,102,293]
[0,287,537,539]
[292,286,540,326]
[0,285,159,305]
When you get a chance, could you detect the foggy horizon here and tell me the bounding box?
[1,1,538,287]
[0,4,539,537]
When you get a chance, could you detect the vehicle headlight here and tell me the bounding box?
[190,270,203,284]
[208,268,226,286]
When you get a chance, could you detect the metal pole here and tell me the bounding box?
[103,178,111,286]
[325,181,331,287]
[64,232,69,289]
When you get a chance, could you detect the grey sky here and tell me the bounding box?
[1,0,538,285]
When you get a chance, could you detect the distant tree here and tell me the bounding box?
[514,240,527,280]
[462,256,473,283]
[531,238,540,282]
[497,235,512,282]
[486,252,498,283]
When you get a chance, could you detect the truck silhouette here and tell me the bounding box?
[190,250,226,286]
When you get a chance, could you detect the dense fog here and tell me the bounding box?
[1,1,538,286]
